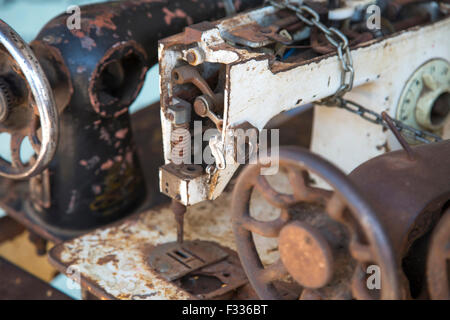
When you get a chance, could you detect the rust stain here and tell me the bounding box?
[89,12,117,36]
[97,254,119,266]
[71,30,85,38]
[77,66,87,74]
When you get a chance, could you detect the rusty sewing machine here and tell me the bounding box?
[0,0,449,300]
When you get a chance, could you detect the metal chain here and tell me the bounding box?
[322,97,443,144]
[265,0,442,144]
[266,0,354,97]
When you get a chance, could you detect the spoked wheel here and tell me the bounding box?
[427,207,450,300]
[0,19,58,179]
[231,146,401,300]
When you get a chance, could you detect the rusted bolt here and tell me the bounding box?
[185,48,205,66]
[193,95,213,117]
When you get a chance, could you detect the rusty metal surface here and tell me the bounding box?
[231,146,401,300]
[278,220,334,289]
[427,207,450,300]
[48,183,285,300]
[148,240,229,281]
[0,257,71,300]
[0,19,59,180]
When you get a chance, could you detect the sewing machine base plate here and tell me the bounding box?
[48,177,298,300]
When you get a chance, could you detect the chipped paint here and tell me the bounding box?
[115,128,129,139]
[50,174,291,299]
[159,5,450,205]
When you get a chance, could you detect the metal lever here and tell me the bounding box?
[172,65,224,131]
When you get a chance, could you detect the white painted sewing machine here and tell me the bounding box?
[158,0,450,205]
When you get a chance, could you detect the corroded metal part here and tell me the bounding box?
[349,139,450,298]
[159,2,450,205]
[396,59,450,143]
[427,207,450,300]
[279,221,334,289]
[0,257,71,300]
[21,0,263,236]
[0,19,59,180]
[173,251,249,300]
[148,240,228,281]
[231,146,401,300]
[0,103,167,243]
[49,189,277,300]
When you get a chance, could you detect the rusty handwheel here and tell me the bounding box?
[0,19,58,179]
[427,207,450,300]
[232,146,401,300]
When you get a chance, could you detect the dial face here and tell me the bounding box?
[396,59,450,143]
